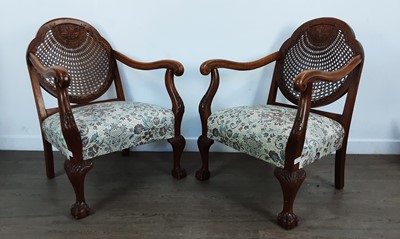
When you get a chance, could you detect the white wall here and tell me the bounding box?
[0,0,399,154]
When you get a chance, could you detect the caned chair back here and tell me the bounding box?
[27,18,120,104]
[272,18,364,107]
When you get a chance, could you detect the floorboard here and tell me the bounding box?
[0,151,399,239]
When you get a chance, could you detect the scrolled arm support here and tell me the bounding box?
[165,69,184,136]
[29,53,83,161]
[285,87,312,171]
[199,69,220,135]
[113,50,184,76]
[200,51,280,75]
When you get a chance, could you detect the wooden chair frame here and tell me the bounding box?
[196,17,364,229]
[26,18,186,219]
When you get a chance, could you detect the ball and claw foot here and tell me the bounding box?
[277,211,298,230]
[195,168,210,181]
[70,201,91,219]
[171,168,187,179]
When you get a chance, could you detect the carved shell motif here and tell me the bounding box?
[307,24,340,48]
[52,23,88,48]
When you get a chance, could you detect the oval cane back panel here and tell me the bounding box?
[30,18,114,104]
[277,18,359,107]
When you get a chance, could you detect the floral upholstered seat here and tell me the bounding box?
[207,105,344,169]
[42,101,175,160]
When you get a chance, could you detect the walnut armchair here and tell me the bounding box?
[196,18,364,229]
[26,18,186,219]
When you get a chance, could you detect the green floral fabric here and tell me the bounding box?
[42,101,175,160]
[207,105,344,168]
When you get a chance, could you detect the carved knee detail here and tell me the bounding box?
[64,160,93,179]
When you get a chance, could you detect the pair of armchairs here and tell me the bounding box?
[26,17,363,229]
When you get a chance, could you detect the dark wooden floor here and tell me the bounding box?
[0,151,399,239]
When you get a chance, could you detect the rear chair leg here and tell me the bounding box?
[274,167,306,230]
[335,148,346,189]
[122,148,130,156]
[43,139,55,179]
[168,135,187,179]
[64,159,94,219]
[195,135,213,181]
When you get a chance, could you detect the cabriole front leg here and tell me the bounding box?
[195,135,213,181]
[64,159,94,219]
[168,135,187,179]
[274,167,306,230]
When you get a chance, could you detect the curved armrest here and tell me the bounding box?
[29,53,83,160]
[113,50,184,76]
[200,51,280,75]
[29,53,71,88]
[294,55,363,92]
